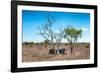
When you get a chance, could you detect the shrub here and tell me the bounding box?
[85,44,90,48]
[65,43,68,46]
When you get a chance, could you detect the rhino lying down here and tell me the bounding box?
[49,48,68,55]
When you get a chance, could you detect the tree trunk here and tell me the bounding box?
[70,43,73,53]
[51,37,54,49]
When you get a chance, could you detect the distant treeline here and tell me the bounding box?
[22,42,90,45]
[23,42,48,45]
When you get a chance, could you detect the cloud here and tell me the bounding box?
[82,28,88,32]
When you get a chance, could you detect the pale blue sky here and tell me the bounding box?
[22,10,90,43]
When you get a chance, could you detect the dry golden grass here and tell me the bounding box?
[22,43,90,62]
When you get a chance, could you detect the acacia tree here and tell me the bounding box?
[64,25,82,53]
[37,14,56,48]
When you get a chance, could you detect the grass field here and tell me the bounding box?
[22,43,90,62]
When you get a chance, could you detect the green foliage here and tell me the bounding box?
[65,43,68,46]
[23,42,28,45]
[30,42,34,45]
[23,42,34,46]
[64,25,82,53]
[44,40,50,44]
[64,25,82,43]
[85,44,90,48]
[44,39,50,47]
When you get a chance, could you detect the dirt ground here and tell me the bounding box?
[22,43,90,62]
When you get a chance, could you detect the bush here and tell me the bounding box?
[23,42,28,45]
[85,44,90,48]
[65,43,68,46]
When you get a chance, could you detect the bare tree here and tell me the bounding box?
[37,14,56,49]
[54,28,64,49]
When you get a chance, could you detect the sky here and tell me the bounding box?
[22,10,90,43]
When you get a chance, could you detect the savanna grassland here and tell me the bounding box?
[22,43,90,62]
